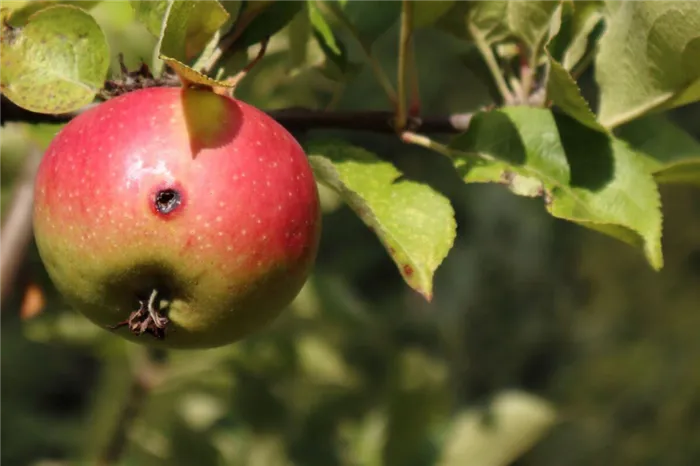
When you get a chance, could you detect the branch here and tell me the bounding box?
[395,0,414,131]
[1,96,473,134]
[0,144,43,306]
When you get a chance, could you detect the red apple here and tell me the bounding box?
[33,87,321,349]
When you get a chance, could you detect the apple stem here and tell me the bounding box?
[106,288,170,339]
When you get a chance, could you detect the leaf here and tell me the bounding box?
[130,0,170,38]
[308,0,358,81]
[469,1,559,48]
[545,53,606,132]
[561,1,603,70]
[437,391,556,466]
[0,5,110,114]
[4,0,101,26]
[326,0,401,46]
[306,141,456,301]
[616,115,700,185]
[159,1,230,63]
[596,1,700,128]
[450,107,664,270]
[309,0,339,56]
[232,1,304,51]
[412,1,455,29]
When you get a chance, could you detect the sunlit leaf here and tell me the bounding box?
[545,53,606,132]
[4,0,101,26]
[306,141,457,300]
[450,107,664,269]
[596,1,700,128]
[437,391,556,466]
[159,1,230,63]
[130,0,170,38]
[561,1,603,70]
[469,1,559,48]
[0,5,109,113]
[308,0,359,81]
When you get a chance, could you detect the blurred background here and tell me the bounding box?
[2,3,700,465]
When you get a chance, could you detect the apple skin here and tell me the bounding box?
[33,87,321,349]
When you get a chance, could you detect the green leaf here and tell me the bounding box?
[308,0,358,81]
[232,0,304,51]
[0,5,109,114]
[596,1,700,128]
[437,391,556,466]
[545,53,606,132]
[130,0,170,38]
[159,1,230,63]
[309,0,338,54]
[326,0,401,46]
[469,1,559,48]
[450,107,664,269]
[4,0,101,26]
[616,115,700,186]
[561,1,602,70]
[306,141,456,301]
[413,0,455,29]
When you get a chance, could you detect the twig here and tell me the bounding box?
[200,3,263,76]
[469,25,515,105]
[1,96,475,134]
[1,144,43,305]
[401,130,492,161]
[407,30,421,118]
[221,37,270,93]
[97,348,168,466]
[395,0,414,131]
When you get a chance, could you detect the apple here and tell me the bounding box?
[33,86,321,349]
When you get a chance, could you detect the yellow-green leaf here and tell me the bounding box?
[545,53,606,132]
[159,0,229,63]
[596,1,700,128]
[306,141,456,301]
[0,5,109,114]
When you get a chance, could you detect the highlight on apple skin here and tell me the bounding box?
[33,87,322,349]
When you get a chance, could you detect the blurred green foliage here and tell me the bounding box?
[2,2,700,466]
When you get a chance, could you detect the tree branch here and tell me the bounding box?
[1,96,472,134]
